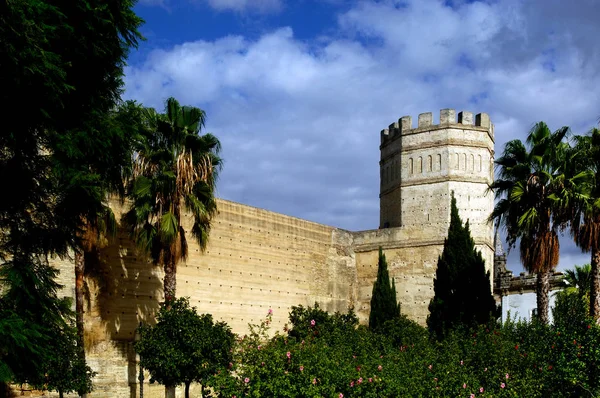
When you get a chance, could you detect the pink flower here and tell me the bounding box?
[506,373,510,379]
[434,378,438,382]
[286,351,291,359]
[463,383,466,389]
[244,378,250,384]
[310,319,316,326]
[378,365,382,371]
[460,360,464,365]
[368,378,373,383]
[339,394,344,398]
[484,368,487,372]
[268,309,273,315]
[299,366,304,372]
[358,377,363,384]
[312,378,317,385]
[356,366,361,372]
[470,394,475,398]
[350,381,354,387]
[480,387,484,393]
[261,362,265,366]
[501,382,506,388]
[257,345,261,350]
[428,364,432,370]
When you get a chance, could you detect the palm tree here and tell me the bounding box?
[566,128,600,322]
[563,264,592,300]
[125,97,222,302]
[489,122,569,324]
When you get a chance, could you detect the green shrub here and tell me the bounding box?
[205,304,600,398]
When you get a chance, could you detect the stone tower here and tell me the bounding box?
[379,109,495,274]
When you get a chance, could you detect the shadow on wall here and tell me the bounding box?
[82,227,163,345]
[81,226,163,396]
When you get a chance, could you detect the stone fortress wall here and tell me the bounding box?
[42,109,495,397]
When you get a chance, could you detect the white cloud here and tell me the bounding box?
[137,0,168,7]
[125,0,600,274]
[205,0,282,13]
[137,0,282,13]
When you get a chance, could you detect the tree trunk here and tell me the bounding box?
[59,390,64,398]
[165,385,175,398]
[185,382,190,398]
[590,246,600,324]
[74,250,86,353]
[163,258,176,302]
[536,269,550,324]
[75,250,89,398]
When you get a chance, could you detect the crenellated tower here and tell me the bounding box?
[379,109,495,274]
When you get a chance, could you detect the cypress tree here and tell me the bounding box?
[427,192,498,340]
[369,247,400,330]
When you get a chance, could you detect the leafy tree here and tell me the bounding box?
[369,247,400,330]
[0,0,143,386]
[0,254,74,383]
[0,308,46,383]
[125,98,222,302]
[428,193,497,340]
[34,321,96,398]
[553,288,589,332]
[135,297,234,398]
[287,303,359,342]
[490,122,569,324]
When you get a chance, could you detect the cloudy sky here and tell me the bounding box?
[125,0,600,273]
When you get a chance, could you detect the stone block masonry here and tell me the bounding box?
[37,108,496,397]
[379,108,495,278]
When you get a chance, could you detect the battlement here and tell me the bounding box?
[380,109,493,145]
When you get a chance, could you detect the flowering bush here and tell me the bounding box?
[205,305,600,397]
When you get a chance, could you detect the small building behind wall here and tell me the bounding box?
[493,237,565,324]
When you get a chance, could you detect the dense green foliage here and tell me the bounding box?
[369,248,400,330]
[428,193,498,340]
[135,297,234,398]
[0,0,142,390]
[32,320,96,398]
[563,128,600,321]
[563,264,592,300]
[125,98,222,301]
[204,303,600,398]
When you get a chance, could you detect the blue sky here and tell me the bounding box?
[125,0,600,273]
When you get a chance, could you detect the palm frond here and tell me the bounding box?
[159,212,178,244]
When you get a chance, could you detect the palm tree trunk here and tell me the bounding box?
[536,269,550,324]
[590,246,600,323]
[184,382,190,398]
[163,258,176,302]
[74,250,85,354]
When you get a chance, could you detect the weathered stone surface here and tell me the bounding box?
[35,108,496,397]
